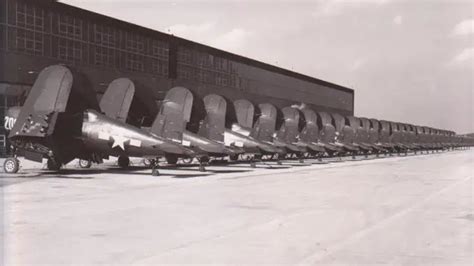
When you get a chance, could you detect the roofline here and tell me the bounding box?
[47,0,353,94]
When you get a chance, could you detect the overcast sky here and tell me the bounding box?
[60,0,473,133]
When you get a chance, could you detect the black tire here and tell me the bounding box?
[165,154,178,165]
[118,156,130,168]
[3,158,20,174]
[47,158,61,171]
[229,154,239,161]
[79,159,92,169]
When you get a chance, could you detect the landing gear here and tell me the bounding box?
[150,159,160,176]
[229,154,239,161]
[142,158,152,167]
[165,154,178,165]
[181,157,193,164]
[298,152,306,163]
[118,156,130,168]
[3,157,20,174]
[197,157,207,172]
[47,158,61,171]
[199,164,206,172]
[79,159,92,169]
[250,161,257,168]
[151,168,160,176]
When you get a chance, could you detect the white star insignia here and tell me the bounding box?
[111,135,128,150]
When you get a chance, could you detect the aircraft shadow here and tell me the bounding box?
[52,168,211,179]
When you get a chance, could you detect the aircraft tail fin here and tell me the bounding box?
[233,99,254,129]
[275,107,300,143]
[150,87,193,141]
[299,108,319,143]
[252,103,277,142]
[198,94,226,142]
[99,78,135,122]
[9,65,73,138]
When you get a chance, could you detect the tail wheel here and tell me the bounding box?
[3,158,20,174]
[47,158,61,171]
[142,158,152,167]
[79,159,92,169]
[181,158,194,164]
[118,156,130,168]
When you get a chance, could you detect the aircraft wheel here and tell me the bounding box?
[181,158,193,164]
[3,157,20,174]
[118,156,130,168]
[47,158,61,171]
[229,154,239,161]
[79,159,92,169]
[142,159,152,167]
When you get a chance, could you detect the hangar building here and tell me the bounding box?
[0,0,354,156]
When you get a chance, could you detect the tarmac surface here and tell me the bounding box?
[1,150,473,265]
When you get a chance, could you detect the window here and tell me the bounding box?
[152,60,168,76]
[125,53,144,71]
[58,39,82,62]
[16,2,44,31]
[215,73,229,86]
[94,24,115,47]
[58,15,82,39]
[178,47,192,64]
[125,32,144,54]
[16,28,43,55]
[230,76,240,89]
[94,46,114,66]
[214,57,228,71]
[152,40,169,59]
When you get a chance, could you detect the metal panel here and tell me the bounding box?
[200,94,226,142]
[233,99,254,129]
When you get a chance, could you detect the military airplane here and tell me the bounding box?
[226,99,287,163]
[155,87,284,167]
[2,65,198,175]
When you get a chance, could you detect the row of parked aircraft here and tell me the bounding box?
[3,65,473,175]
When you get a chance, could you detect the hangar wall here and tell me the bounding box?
[0,0,354,156]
